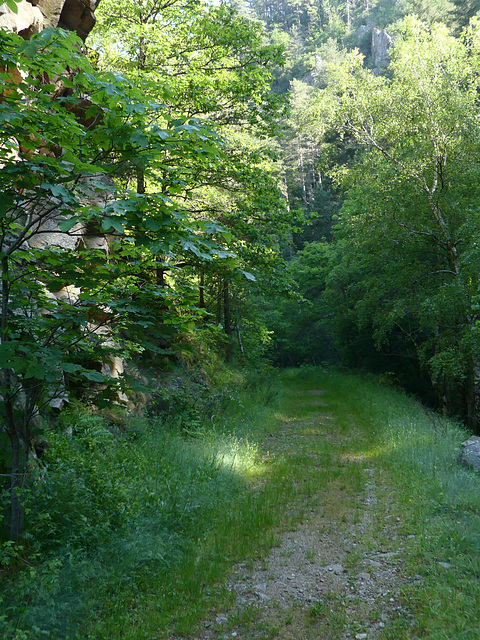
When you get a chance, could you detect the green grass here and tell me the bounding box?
[2,366,480,639]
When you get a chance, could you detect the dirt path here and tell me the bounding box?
[181,388,416,640]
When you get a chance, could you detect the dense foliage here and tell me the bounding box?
[2,0,480,636]
[245,0,480,430]
[0,0,298,544]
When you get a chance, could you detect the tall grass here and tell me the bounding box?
[2,366,479,639]
[0,370,286,640]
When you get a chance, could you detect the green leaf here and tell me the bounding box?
[81,369,107,382]
[24,360,45,380]
[101,217,125,234]
[58,217,80,232]
[239,269,256,281]
[181,241,213,260]
[4,0,20,14]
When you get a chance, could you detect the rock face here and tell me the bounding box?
[0,0,101,40]
[459,436,480,474]
[372,27,392,70]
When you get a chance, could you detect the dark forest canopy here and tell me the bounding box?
[240,0,480,432]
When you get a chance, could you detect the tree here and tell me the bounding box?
[0,26,226,540]
[310,17,480,428]
[451,0,480,29]
[90,0,300,356]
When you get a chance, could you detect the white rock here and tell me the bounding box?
[0,1,44,34]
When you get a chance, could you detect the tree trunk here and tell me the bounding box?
[9,428,24,542]
[199,269,205,308]
[1,255,25,541]
[465,358,480,435]
[223,279,231,337]
[236,319,245,359]
[137,168,145,195]
[216,278,222,325]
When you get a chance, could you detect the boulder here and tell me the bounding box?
[0,1,44,36]
[54,285,81,305]
[459,436,480,473]
[31,0,68,30]
[27,214,85,251]
[58,0,101,40]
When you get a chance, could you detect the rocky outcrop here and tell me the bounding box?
[0,0,101,40]
[0,1,44,36]
[459,436,480,474]
[372,27,392,70]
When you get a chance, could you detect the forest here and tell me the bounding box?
[1,0,480,637]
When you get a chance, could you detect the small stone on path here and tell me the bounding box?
[327,563,344,574]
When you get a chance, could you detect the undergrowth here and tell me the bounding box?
[0,366,284,639]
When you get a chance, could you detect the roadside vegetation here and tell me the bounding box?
[1,366,479,639]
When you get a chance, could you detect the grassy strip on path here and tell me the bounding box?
[272,368,480,640]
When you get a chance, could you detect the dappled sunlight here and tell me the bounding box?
[212,441,263,478]
[273,411,298,422]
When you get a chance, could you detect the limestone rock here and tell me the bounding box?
[27,214,85,251]
[459,436,480,473]
[54,285,81,305]
[29,0,65,29]
[0,1,44,36]
[58,0,101,41]
[0,0,101,40]
[32,0,67,30]
[372,27,392,70]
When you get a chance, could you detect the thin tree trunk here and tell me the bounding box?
[137,168,145,195]
[216,278,222,325]
[199,269,205,308]
[223,279,231,337]
[1,255,24,541]
[223,279,233,361]
[9,429,24,542]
